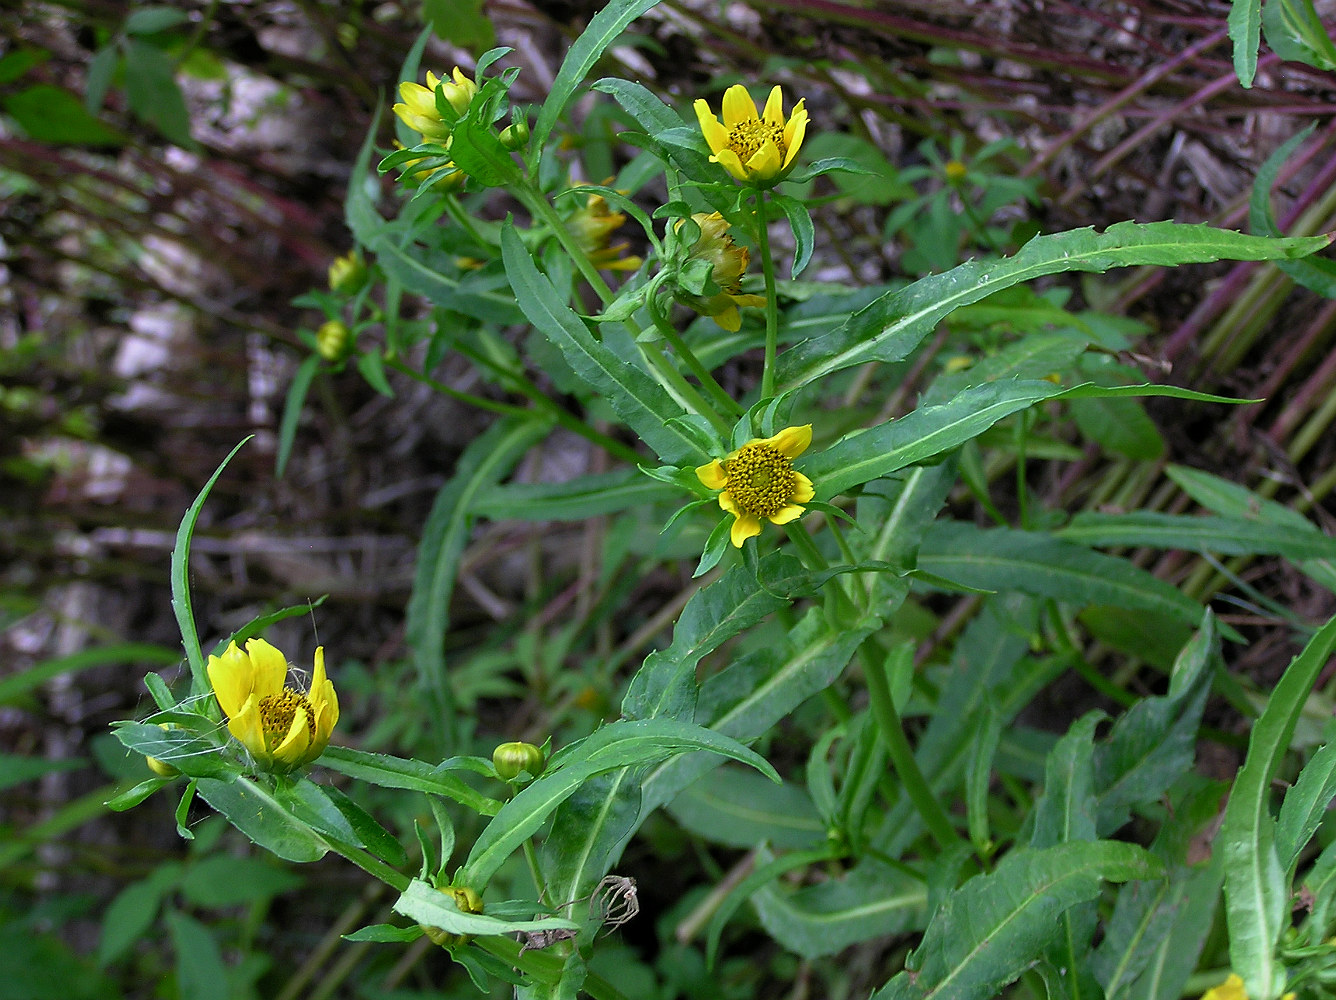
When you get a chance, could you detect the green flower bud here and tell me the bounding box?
[493,741,546,781]
[499,119,530,150]
[327,250,366,294]
[315,319,353,362]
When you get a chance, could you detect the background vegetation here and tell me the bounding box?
[4,1,1336,998]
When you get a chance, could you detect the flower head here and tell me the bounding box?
[328,250,366,294]
[696,424,815,547]
[568,193,642,272]
[207,639,338,773]
[315,319,353,362]
[674,212,767,331]
[694,85,808,186]
[1198,975,1293,1000]
[393,68,477,144]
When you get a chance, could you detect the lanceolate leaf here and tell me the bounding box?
[806,381,1250,501]
[500,221,702,463]
[1059,511,1336,562]
[918,522,1204,627]
[463,718,778,889]
[871,841,1164,1000]
[173,438,252,694]
[405,418,550,747]
[530,0,663,155]
[1221,615,1336,1000]
[778,223,1328,386]
[1229,0,1263,87]
[1248,123,1336,297]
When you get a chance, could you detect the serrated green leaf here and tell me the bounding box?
[1059,511,1336,562]
[166,911,228,1000]
[668,768,824,849]
[779,222,1328,386]
[918,522,1204,627]
[469,469,674,520]
[194,775,328,863]
[1249,124,1336,297]
[405,417,549,746]
[753,857,928,959]
[173,438,251,693]
[464,718,778,888]
[123,40,197,149]
[872,842,1164,1000]
[531,0,663,155]
[1221,615,1336,999]
[500,221,701,463]
[319,746,501,816]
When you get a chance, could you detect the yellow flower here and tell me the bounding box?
[674,212,767,332]
[393,68,477,143]
[567,193,642,272]
[206,639,338,773]
[694,85,808,186]
[1199,974,1294,1000]
[696,425,815,547]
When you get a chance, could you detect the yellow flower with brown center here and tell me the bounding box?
[696,425,815,547]
[674,212,767,331]
[393,68,478,144]
[694,85,809,186]
[206,638,338,773]
[567,193,642,272]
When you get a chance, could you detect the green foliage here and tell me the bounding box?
[82,2,1336,998]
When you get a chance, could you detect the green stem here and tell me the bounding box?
[639,339,733,437]
[754,191,781,400]
[517,181,732,436]
[450,343,643,464]
[386,357,638,463]
[443,194,492,248]
[788,519,961,854]
[325,837,411,891]
[647,297,742,419]
[516,182,615,305]
[859,644,961,854]
[522,837,549,906]
[477,937,630,1000]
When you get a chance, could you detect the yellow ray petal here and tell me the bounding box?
[761,86,785,125]
[721,84,757,125]
[696,460,727,489]
[792,472,815,504]
[207,642,254,718]
[730,513,763,547]
[271,704,313,768]
[764,424,812,458]
[693,100,729,154]
[245,638,289,697]
[746,141,783,181]
[768,504,806,526]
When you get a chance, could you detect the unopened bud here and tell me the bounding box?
[328,250,366,294]
[316,319,353,362]
[493,741,546,781]
[499,119,530,150]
